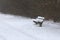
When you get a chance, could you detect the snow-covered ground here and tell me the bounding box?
[0,13,60,40]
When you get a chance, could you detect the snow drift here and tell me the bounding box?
[0,13,60,40]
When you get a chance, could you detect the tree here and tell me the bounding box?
[0,0,60,22]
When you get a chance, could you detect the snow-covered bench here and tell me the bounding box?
[32,16,45,27]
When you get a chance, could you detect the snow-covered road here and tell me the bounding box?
[0,13,60,40]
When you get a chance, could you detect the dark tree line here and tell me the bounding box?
[0,0,60,22]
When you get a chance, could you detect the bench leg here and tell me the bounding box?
[33,21,38,24]
[39,22,43,27]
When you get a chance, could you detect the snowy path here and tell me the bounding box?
[0,13,60,40]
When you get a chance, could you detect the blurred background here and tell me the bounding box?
[0,0,60,22]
